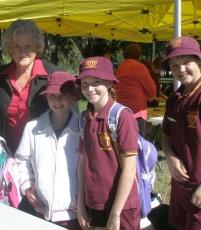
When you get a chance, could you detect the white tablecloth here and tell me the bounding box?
[147,116,163,126]
[0,203,65,230]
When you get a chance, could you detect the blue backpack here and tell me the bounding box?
[79,102,158,218]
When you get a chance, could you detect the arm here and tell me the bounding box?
[162,132,189,183]
[106,109,138,229]
[191,185,201,209]
[15,123,41,208]
[106,154,136,230]
[77,154,90,230]
[191,107,201,208]
[15,124,35,194]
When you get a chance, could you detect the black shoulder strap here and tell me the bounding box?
[79,110,88,139]
[41,59,63,74]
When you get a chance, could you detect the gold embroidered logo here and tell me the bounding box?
[187,111,197,128]
[85,59,98,69]
[99,132,112,151]
[170,37,182,47]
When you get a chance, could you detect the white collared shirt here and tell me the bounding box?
[15,110,80,221]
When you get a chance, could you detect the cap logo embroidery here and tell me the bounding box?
[85,59,98,69]
[170,38,182,47]
[99,132,112,151]
[187,111,197,128]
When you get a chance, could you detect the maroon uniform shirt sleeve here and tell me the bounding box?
[117,108,139,154]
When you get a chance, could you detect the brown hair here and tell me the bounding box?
[123,43,142,60]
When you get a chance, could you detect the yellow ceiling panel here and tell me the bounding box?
[0,0,200,42]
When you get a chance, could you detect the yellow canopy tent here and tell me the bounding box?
[0,0,200,42]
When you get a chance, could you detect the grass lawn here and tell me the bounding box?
[154,151,171,204]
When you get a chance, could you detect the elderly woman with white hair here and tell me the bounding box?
[0,19,61,153]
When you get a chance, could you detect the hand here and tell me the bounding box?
[25,186,42,208]
[167,155,189,183]
[77,205,90,230]
[106,213,120,230]
[191,185,201,209]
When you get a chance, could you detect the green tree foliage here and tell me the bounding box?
[0,29,166,74]
[43,34,82,74]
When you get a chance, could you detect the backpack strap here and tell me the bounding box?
[79,110,88,139]
[108,102,133,165]
[41,59,62,74]
[108,102,133,142]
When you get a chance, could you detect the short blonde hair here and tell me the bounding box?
[2,19,45,56]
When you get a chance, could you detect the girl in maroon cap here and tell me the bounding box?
[15,71,81,229]
[77,56,140,230]
[162,36,201,230]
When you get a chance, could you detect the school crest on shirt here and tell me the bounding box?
[99,132,112,151]
[187,111,198,128]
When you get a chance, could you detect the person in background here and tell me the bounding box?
[77,56,140,230]
[0,19,61,153]
[161,36,201,230]
[115,43,156,137]
[152,56,168,100]
[15,71,81,230]
[142,57,167,107]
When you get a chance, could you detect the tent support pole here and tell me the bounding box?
[173,0,181,90]
[152,33,156,61]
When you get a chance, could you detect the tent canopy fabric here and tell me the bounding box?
[0,0,200,42]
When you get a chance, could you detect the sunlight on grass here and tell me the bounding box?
[154,151,171,204]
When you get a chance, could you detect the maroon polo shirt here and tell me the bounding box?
[4,59,47,153]
[163,83,201,229]
[163,84,201,186]
[81,98,139,211]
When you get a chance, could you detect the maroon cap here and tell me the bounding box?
[161,36,201,69]
[40,71,76,95]
[77,56,119,82]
